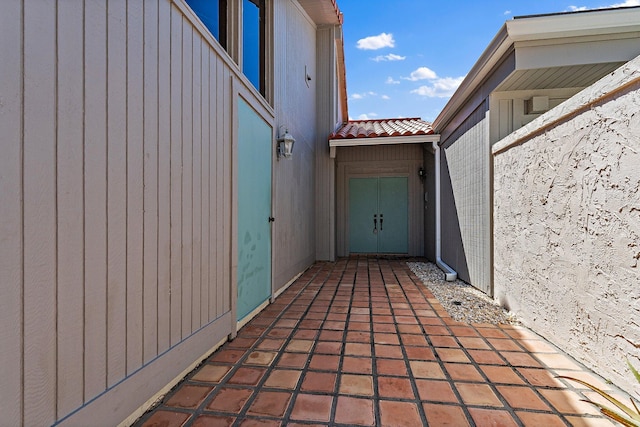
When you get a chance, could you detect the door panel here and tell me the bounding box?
[349,178,378,253]
[348,176,408,254]
[378,177,408,253]
[237,98,271,321]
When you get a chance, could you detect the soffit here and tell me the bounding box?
[495,62,625,92]
[297,0,343,25]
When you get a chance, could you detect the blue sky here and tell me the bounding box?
[337,0,639,122]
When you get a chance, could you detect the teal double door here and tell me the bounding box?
[349,177,408,254]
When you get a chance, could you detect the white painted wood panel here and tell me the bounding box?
[192,34,203,331]
[106,0,128,387]
[181,18,194,337]
[169,4,184,347]
[201,43,211,324]
[84,0,108,400]
[0,0,23,423]
[23,2,57,424]
[143,0,160,364]
[56,0,85,416]
[157,0,172,354]
[126,0,145,374]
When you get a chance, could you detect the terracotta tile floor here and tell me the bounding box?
[135,257,619,426]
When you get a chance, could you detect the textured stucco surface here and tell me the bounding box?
[493,58,640,393]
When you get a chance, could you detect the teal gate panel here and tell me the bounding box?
[237,98,271,321]
[348,176,408,254]
[349,178,378,253]
[378,177,408,253]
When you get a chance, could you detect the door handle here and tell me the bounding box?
[373,214,378,234]
[380,214,383,231]
[268,216,275,222]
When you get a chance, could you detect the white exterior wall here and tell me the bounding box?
[493,56,640,394]
[272,0,319,291]
[0,0,337,424]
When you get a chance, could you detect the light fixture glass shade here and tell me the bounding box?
[277,129,295,159]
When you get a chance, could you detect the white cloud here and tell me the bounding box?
[504,10,512,15]
[568,0,638,11]
[356,33,395,50]
[372,53,406,62]
[356,113,378,120]
[404,67,438,81]
[349,91,378,101]
[410,76,465,98]
[386,76,400,85]
[381,95,390,100]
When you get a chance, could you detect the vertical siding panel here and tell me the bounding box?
[181,20,194,337]
[169,6,183,346]
[192,35,202,331]
[143,0,159,363]
[84,0,108,399]
[222,67,231,315]
[216,58,224,318]
[210,56,219,319]
[157,0,172,353]
[23,1,57,424]
[201,45,211,324]
[126,0,144,373]
[55,0,84,416]
[106,0,128,386]
[0,0,23,423]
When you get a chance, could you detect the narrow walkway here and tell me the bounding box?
[136,257,618,426]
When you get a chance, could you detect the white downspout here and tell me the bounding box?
[433,140,458,281]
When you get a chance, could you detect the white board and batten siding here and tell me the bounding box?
[0,0,271,424]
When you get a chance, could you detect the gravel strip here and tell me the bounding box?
[407,261,520,325]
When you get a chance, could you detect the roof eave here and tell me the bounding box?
[329,134,440,147]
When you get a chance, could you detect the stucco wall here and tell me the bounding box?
[493,56,640,393]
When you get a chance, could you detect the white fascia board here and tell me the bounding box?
[329,134,440,147]
[506,8,640,42]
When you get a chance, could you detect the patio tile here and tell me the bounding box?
[342,356,373,374]
[409,361,446,379]
[290,394,333,422]
[165,385,212,409]
[455,383,503,407]
[141,410,191,427]
[246,391,291,417]
[415,379,458,403]
[496,385,550,410]
[207,387,253,412]
[227,367,266,386]
[309,354,340,371]
[480,365,526,385]
[191,364,231,383]
[379,401,422,427]
[334,396,375,426]
[423,403,470,426]
[377,376,414,399]
[468,408,518,427]
[339,374,374,396]
[135,258,620,427]
[445,363,484,382]
[301,371,337,393]
[516,411,566,427]
[263,369,301,389]
[191,414,235,427]
[376,358,408,376]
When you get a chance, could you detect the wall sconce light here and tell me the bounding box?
[277,127,295,159]
[418,167,426,181]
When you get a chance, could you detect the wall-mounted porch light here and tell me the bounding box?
[418,167,426,181]
[277,127,295,159]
